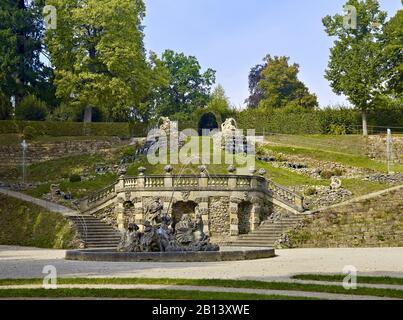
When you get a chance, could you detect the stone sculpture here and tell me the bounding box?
[330,176,342,190]
[117,199,219,253]
[221,118,237,133]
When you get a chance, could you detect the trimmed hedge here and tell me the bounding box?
[235,107,403,135]
[0,120,149,138]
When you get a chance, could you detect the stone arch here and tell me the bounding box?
[171,201,198,230]
[238,201,253,234]
[198,112,219,135]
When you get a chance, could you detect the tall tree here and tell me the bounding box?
[323,0,388,136]
[207,84,232,116]
[257,55,318,110]
[45,0,166,122]
[0,0,52,106]
[381,6,402,98]
[245,64,265,108]
[154,49,216,117]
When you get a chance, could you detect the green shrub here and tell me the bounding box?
[328,124,347,135]
[320,170,334,179]
[15,95,48,121]
[0,92,12,120]
[23,126,39,140]
[304,186,317,196]
[69,174,82,183]
[333,168,344,176]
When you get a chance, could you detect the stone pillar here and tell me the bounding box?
[132,197,144,231]
[115,195,126,231]
[229,196,241,239]
[196,197,209,236]
[250,200,262,231]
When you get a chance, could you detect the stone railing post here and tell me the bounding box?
[295,195,304,212]
[116,176,125,191]
[137,167,146,188]
[164,165,173,188]
[199,165,208,188]
[79,198,89,212]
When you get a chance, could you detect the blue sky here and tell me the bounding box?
[143,0,402,108]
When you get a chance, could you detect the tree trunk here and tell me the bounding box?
[361,109,368,136]
[84,106,93,123]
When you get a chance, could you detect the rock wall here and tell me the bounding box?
[366,135,402,164]
[208,197,230,242]
[283,188,403,248]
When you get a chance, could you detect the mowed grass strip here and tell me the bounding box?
[0,278,402,299]
[0,288,312,300]
[292,274,403,286]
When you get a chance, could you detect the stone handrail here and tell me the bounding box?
[80,183,116,210]
[267,180,304,212]
[79,174,304,212]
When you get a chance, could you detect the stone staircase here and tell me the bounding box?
[68,215,121,248]
[228,214,304,247]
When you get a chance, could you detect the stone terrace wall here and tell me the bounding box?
[0,137,122,168]
[285,188,403,248]
[366,135,403,164]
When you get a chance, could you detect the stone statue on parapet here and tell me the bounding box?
[221,118,237,133]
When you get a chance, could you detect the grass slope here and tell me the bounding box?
[0,194,75,249]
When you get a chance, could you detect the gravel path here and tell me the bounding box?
[0,284,398,300]
[1,246,402,280]
[0,188,78,216]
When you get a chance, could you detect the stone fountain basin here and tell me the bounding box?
[65,247,275,262]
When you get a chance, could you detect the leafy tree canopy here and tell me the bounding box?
[256,55,318,110]
[0,0,54,106]
[45,0,167,122]
[154,49,216,118]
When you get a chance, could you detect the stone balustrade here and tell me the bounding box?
[79,173,305,213]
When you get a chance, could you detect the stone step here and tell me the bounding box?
[82,235,121,239]
[239,236,279,241]
[68,215,121,248]
[229,241,275,246]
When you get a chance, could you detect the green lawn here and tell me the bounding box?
[1,277,402,299]
[261,144,400,173]
[265,134,368,156]
[0,288,311,300]
[292,274,403,286]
